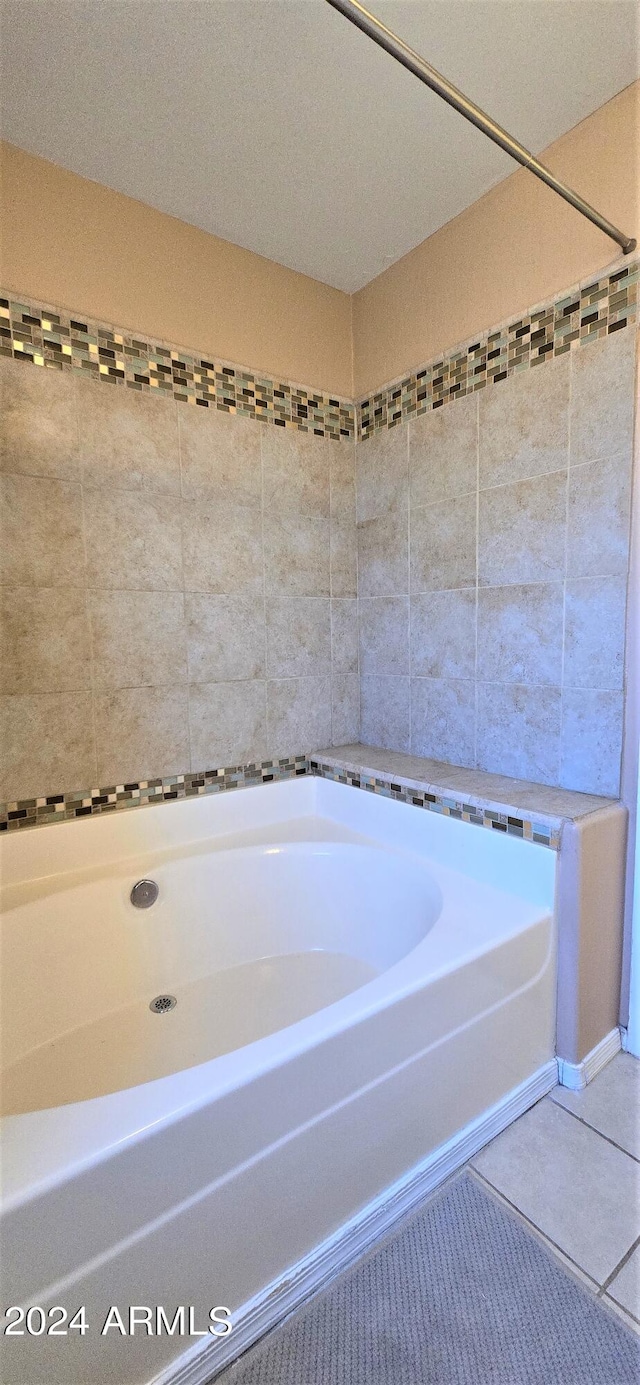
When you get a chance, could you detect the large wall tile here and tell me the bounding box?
[560,688,624,796]
[84,488,183,590]
[477,583,563,687]
[330,515,357,597]
[1,587,91,695]
[189,680,267,768]
[409,392,477,507]
[266,676,332,757]
[330,443,356,518]
[360,675,410,752]
[94,685,189,784]
[479,355,569,487]
[410,677,475,766]
[263,427,330,517]
[563,576,627,691]
[359,596,409,675]
[478,471,566,587]
[264,512,330,597]
[411,590,476,680]
[77,376,180,494]
[331,673,360,745]
[566,453,632,579]
[410,493,476,593]
[89,590,187,690]
[1,474,84,587]
[569,329,636,467]
[476,682,561,785]
[186,592,265,683]
[1,357,79,480]
[267,597,331,678]
[183,499,263,595]
[356,426,407,522]
[331,599,358,674]
[178,403,261,507]
[0,692,96,800]
[358,513,408,598]
[410,590,473,681]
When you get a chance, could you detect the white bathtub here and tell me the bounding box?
[0,774,557,1385]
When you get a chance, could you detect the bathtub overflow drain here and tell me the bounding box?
[149,995,177,1014]
[130,878,159,908]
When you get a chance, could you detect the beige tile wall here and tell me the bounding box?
[0,360,359,801]
[357,328,637,796]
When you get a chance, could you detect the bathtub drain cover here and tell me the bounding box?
[149,994,177,1014]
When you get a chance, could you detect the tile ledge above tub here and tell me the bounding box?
[311,744,620,850]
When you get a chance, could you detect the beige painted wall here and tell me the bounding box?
[0,141,354,398]
[353,82,640,397]
[2,84,638,402]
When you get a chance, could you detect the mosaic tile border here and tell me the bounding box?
[358,258,638,440]
[0,292,355,442]
[0,755,561,848]
[310,760,561,849]
[0,758,311,832]
[2,258,635,447]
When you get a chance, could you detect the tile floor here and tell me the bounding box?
[470,1051,640,1332]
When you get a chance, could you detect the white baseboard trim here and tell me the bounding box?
[150,1059,557,1385]
[557,1027,622,1090]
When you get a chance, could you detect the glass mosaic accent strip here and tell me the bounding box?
[0,755,560,848]
[358,259,639,441]
[310,761,561,850]
[0,758,311,832]
[0,293,355,442]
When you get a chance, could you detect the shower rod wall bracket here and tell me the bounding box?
[325,0,636,258]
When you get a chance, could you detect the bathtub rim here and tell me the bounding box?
[0,777,556,1213]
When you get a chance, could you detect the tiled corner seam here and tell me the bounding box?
[0,755,560,847]
[358,258,638,440]
[0,292,355,442]
[310,760,561,849]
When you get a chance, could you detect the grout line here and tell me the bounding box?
[468,1167,601,1292]
[474,393,480,768]
[559,353,572,784]
[0,574,626,594]
[599,1233,640,1298]
[354,436,362,744]
[354,438,361,745]
[549,1092,640,1164]
[74,372,99,790]
[353,673,620,699]
[329,447,335,748]
[260,427,270,751]
[406,423,412,753]
[600,1294,640,1332]
[176,400,194,775]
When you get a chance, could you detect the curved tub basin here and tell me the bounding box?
[2,842,441,1112]
[0,773,556,1385]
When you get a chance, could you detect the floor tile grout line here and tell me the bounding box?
[601,1296,640,1329]
[549,1091,640,1163]
[468,1166,602,1291]
[598,1233,640,1296]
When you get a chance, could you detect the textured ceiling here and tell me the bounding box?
[1,0,637,290]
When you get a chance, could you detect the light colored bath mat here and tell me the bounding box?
[214,1171,638,1384]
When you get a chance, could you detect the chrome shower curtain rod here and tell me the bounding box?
[325,0,636,256]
